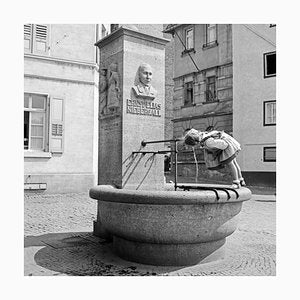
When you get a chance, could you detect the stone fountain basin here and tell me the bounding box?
[89,184,251,266]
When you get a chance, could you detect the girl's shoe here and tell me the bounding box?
[231,180,241,189]
[239,177,246,186]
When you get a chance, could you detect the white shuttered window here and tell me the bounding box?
[24,24,48,54]
[24,24,32,52]
[24,93,47,151]
[24,93,65,153]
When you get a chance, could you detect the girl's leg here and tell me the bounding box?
[233,158,246,186]
[232,158,242,178]
[227,161,240,188]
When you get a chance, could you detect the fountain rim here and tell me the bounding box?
[89,184,251,205]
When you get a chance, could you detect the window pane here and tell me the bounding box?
[187,37,192,49]
[208,76,215,84]
[208,29,215,42]
[32,95,46,109]
[208,84,215,93]
[24,94,29,108]
[31,112,44,124]
[266,53,276,76]
[31,125,44,137]
[102,24,108,37]
[264,147,276,161]
[206,77,216,101]
[272,104,276,122]
[207,24,216,43]
[185,82,193,104]
[186,29,193,49]
[24,93,47,151]
[30,137,43,150]
[24,111,29,149]
[265,102,276,124]
[267,104,272,119]
[30,112,45,150]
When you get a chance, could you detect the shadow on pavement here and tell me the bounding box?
[24,232,184,276]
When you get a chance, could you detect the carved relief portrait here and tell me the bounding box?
[132,63,157,100]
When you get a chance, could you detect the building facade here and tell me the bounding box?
[24,24,275,192]
[24,24,110,193]
[164,24,234,182]
[164,24,276,187]
[232,24,276,187]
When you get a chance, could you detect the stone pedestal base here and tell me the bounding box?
[93,221,112,241]
[113,236,226,266]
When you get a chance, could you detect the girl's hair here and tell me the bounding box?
[205,125,214,132]
[184,129,202,146]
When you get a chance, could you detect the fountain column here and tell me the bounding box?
[94,27,169,236]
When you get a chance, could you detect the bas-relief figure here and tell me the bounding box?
[107,62,121,114]
[99,68,108,115]
[132,63,157,100]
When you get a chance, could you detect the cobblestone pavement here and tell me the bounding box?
[24,192,276,276]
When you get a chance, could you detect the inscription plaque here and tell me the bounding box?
[126,99,161,117]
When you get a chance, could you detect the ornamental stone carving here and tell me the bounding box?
[132,63,157,100]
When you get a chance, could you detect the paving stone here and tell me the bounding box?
[24,194,276,276]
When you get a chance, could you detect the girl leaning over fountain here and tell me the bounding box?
[183,128,246,189]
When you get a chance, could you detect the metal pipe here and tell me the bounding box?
[132,150,176,154]
[176,185,240,200]
[141,138,180,147]
[139,138,180,191]
[177,185,220,200]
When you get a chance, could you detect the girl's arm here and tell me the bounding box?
[205,137,228,150]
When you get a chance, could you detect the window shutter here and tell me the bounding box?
[34,24,48,53]
[49,97,64,153]
[24,24,32,52]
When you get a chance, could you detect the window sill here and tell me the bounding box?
[202,41,218,50]
[24,151,52,158]
[24,51,50,57]
[181,103,196,108]
[181,48,196,56]
[202,100,219,105]
[264,74,276,78]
